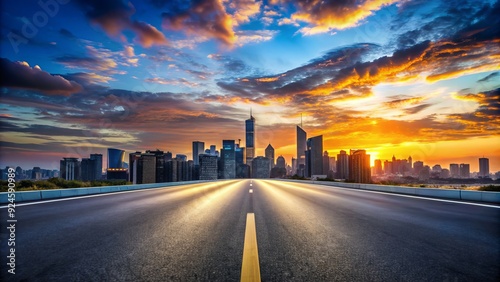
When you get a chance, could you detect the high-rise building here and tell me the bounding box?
[146,150,166,183]
[374,159,383,175]
[413,161,424,176]
[329,157,336,173]
[276,156,286,169]
[235,144,249,178]
[252,156,270,178]
[348,149,371,183]
[129,152,142,183]
[322,151,330,175]
[107,148,127,180]
[136,153,156,184]
[81,158,96,181]
[296,125,307,175]
[265,144,275,169]
[449,163,459,178]
[192,141,205,166]
[90,154,103,180]
[176,154,188,162]
[459,164,470,178]
[336,150,349,179]
[305,135,323,178]
[245,111,255,168]
[221,140,236,179]
[479,158,489,178]
[108,148,125,169]
[60,158,81,180]
[199,154,218,180]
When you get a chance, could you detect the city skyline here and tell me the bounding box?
[0,0,499,172]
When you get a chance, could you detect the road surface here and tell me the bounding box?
[1,179,499,281]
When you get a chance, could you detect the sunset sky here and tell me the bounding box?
[0,0,499,172]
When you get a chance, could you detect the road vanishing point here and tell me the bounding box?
[1,179,499,281]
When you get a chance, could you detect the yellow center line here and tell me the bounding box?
[240,213,261,282]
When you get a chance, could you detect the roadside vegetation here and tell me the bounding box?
[0,178,130,192]
[478,185,500,192]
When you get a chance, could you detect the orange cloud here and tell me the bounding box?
[279,0,398,35]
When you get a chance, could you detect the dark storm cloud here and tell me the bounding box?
[75,0,168,47]
[0,58,82,96]
[394,0,497,48]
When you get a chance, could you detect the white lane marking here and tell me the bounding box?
[274,180,500,209]
[0,182,231,209]
[249,189,253,193]
[250,183,253,186]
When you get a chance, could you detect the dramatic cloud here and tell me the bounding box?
[162,0,236,46]
[77,0,168,47]
[214,1,500,106]
[276,0,398,35]
[227,0,262,25]
[0,58,82,96]
[131,21,169,48]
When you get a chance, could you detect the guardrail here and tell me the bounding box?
[0,180,214,204]
[279,179,500,204]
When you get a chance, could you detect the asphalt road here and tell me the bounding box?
[1,179,499,281]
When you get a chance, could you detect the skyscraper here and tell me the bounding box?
[265,144,275,169]
[449,163,459,178]
[60,158,81,180]
[107,148,127,180]
[348,149,371,183]
[252,156,270,178]
[107,148,125,169]
[136,153,156,184]
[245,111,255,168]
[81,158,96,181]
[322,151,330,175]
[235,143,249,178]
[305,135,323,177]
[336,150,349,179]
[296,125,307,175]
[374,159,383,175]
[479,158,489,178]
[129,152,142,183]
[90,154,102,180]
[221,140,236,179]
[459,164,470,178]
[192,141,205,166]
[199,154,218,180]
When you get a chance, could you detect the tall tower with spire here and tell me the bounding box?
[245,110,255,171]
